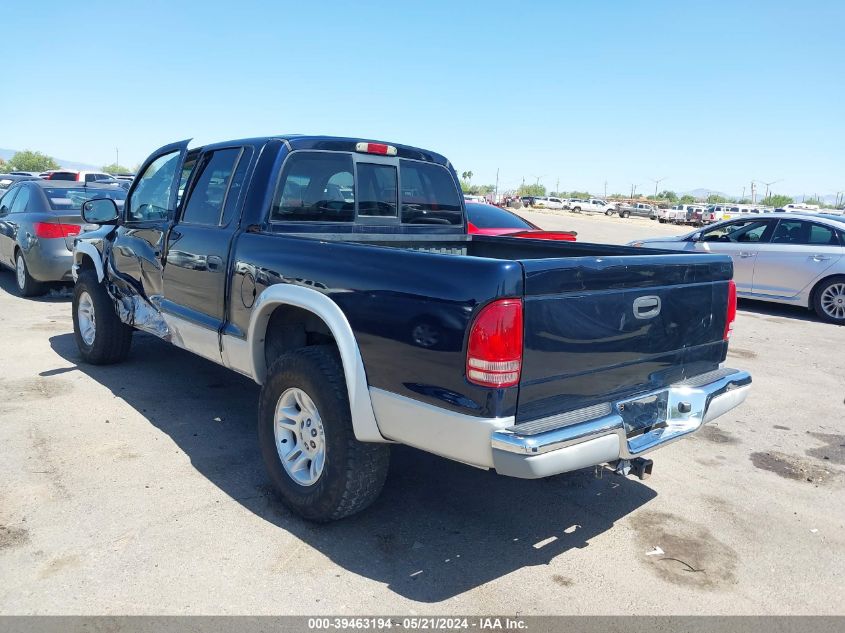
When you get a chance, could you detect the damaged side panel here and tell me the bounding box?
[106,256,171,340]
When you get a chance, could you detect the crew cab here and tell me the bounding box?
[71,135,751,522]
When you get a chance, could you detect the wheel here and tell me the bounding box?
[658,218,666,223]
[14,251,45,297]
[258,346,390,522]
[813,277,845,324]
[621,211,630,218]
[605,209,614,216]
[572,206,581,212]
[72,270,133,364]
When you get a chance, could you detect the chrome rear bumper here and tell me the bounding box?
[491,368,751,479]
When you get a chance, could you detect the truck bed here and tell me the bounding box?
[241,230,733,424]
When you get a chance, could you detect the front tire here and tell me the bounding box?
[813,277,845,324]
[258,346,390,522]
[15,251,45,297]
[72,270,133,364]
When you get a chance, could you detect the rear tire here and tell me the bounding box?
[572,206,581,213]
[621,211,630,218]
[72,270,133,364]
[258,346,390,522]
[813,276,845,325]
[14,251,45,297]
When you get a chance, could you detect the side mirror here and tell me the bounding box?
[690,232,702,242]
[82,198,120,224]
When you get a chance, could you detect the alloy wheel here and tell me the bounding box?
[274,387,326,486]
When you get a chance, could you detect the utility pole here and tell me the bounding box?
[630,183,637,199]
[650,177,666,198]
[494,168,499,201]
[604,180,607,198]
[555,178,559,196]
[115,147,119,170]
[751,181,756,204]
[742,186,746,201]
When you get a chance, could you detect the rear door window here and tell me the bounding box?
[180,148,241,226]
[9,186,30,213]
[0,187,19,213]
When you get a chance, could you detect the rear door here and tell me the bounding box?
[517,251,734,421]
[0,186,20,265]
[752,219,843,297]
[111,140,189,301]
[160,145,253,361]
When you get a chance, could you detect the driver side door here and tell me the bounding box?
[110,140,189,304]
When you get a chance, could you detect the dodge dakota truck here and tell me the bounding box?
[71,135,751,522]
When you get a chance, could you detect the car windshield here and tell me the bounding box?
[44,187,127,211]
[466,203,533,229]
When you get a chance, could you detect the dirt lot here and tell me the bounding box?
[0,213,843,615]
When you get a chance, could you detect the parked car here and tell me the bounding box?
[519,195,537,207]
[663,204,704,225]
[630,212,845,323]
[463,194,486,203]
[466,202,576,240]
[533,196,565,210]
[41,170,115,183]
[0,181,126,296]
[71,134,749,522]
[0,173,40,193]
[617,202,657,219]
[7,171,40,177]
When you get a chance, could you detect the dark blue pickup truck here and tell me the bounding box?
[71,135,751,521]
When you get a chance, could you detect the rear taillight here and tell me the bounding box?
[466,299,523,388]
[33,222,81,239]
[355,142,397,156]
[724,280,737,340]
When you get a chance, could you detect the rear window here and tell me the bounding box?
[44,187,126,211]
[271,152,462,225]
[466,203,532,229]
[49,172,77,181]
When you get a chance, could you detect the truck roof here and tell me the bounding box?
[195,135,452,167]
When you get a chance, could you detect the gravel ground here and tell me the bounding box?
[0,217,843,615]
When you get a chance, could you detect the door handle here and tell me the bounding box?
[812,255,831,262]
[738,252,756,258]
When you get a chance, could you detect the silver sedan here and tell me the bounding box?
[630,212,845,324]
[0,181,126,296]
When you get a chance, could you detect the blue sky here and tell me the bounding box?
[2,0,842,198]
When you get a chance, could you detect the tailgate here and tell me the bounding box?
[516,253,734,422]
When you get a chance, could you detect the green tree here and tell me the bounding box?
[102,162,131,174]
[656,190,678,202]
[802,197,825,207]
[4,150,60,173]
[706,194,729,203]
[566,190,590,199]
[609,193,625,200]
[760,194,794,207]
[678,195,696,204]
[517,183,546,197]
[461,170,473,183]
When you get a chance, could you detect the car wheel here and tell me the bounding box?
[813,277,845,325]
[621,211,630,218]
[572,206,581,213]
[605,210,614,216]
[14,251,45,297]
[258,346,390,522]
[72,270,133,364]
[658,218,666,223]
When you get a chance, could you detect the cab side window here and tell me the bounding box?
[180,148,241,226]
[127,150,182,222]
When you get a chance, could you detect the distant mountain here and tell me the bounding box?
[0,148,98,171]
[683,188,732,200]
